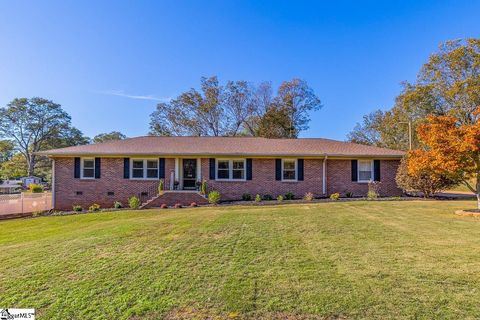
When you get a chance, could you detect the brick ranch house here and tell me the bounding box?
[39,136,405,210]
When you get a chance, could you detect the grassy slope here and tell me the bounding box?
[1,201,480,319]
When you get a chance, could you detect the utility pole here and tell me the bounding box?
[399,121,412,150]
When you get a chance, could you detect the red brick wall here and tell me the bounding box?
[201,158,324,200]
[326,159,402,197]
[53,157,401,210]
[53,157,175,210]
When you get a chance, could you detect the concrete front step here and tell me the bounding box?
[142,192,209,208]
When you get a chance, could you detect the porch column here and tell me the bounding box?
[197,158,202,181]
[174,158,179,185]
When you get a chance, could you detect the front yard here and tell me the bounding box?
[1,200,480,319]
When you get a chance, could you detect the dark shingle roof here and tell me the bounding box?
[38,136,404,158]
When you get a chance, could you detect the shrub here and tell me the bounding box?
[113,201,123,209]
[330,193,340,201]
[304,192,314,201]
[208,191,221,204]
[160,203,168,209]
[255,194,262,202]
[200,179,207,195]
[158,179,165,194]
[174,203,183,209]
[395,156,457,198]
[32,210,44,217]
[29,183,43,193]
[72,205,83,212]
[284,192,295,200]
[367,181,380,200]
[262,194,273,201]
[242,193,252,201]
[128,196,141,209]
[345,192,353,198]
[88,203,101,212]
[277,195,284,202]
[190,202,198,207]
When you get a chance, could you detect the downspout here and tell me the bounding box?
[51,159,56,210]
[322,154,327,195]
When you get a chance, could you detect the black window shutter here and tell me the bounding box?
[74,157,80,179]
[159,158,165,179]
[123,158,130,179]
[297,159,304,181]
[246,158,253,180]
[275,159,282,181]
[351,160,358,182]
[209,158,216,180]
[374,160,381,181]
[94,158,101,179]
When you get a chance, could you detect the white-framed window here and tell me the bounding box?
[81,158,95,179]
[131,159,159,179]
[216,159,246,181]
[358,159,373,182]
[282,159,297,181]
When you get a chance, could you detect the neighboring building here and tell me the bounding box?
[20,176,43,188]
[0,180,22,194]
[38,136,404,210]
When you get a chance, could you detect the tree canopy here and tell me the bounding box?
[93,131,127,144]
[349,38,480,150]
[0,97,89,178]
[149,76,322,138]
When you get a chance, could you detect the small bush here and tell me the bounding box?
[113,201,123,209]
[304,192,314,201]
[345,192,353,198]
[277,195,284,202]
[160,203,168,209]
[367,181,380,200]
[200,179,207,195]
[174,203,183,209]
[330,193,340,201]
[88,203,101,212]
[284,192,295,200]
[72,205,83,212]
[128,196,141,209]
[158,179,165,194]
[262,194,273,201]
[32,210,44,217]
[242,193,252,201]
[255,194,262,202]
[29,183,43,193]
[208,191,221,204]
[190,202,198,207]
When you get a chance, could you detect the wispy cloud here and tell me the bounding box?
[96,90,171,102]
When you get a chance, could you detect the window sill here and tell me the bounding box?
[80,177,95,180]
[215,179,247,182]
[281,179,298,183]
[129,178,159,181]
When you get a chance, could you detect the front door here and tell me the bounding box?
[182,159,197,190]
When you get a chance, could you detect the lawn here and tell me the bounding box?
[1,200,480,319]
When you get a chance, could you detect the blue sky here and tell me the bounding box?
[0,1,479,140]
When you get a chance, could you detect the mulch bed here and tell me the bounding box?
[455,209,480,217]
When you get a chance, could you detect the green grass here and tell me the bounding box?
[1,200,480,319]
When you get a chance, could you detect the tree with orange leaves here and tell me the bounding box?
[406,108,480,208]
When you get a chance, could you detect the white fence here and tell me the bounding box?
[0,192,52,215]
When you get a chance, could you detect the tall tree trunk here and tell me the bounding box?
[27,155,35,176]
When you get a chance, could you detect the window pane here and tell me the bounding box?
[218,160,229,169]
[359,171,372,181]
[132,169,144,178]
[83,160,94,168]
[133,160,144,169]
[218,169,229,179]
[358,161,371,171]
[283,160,296,170]
[83,168,94,178]
[233,160,244,169]
[147,169,158,178]
[232,169,244,179]
[283,170,296,180]
[147,160,158,169]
